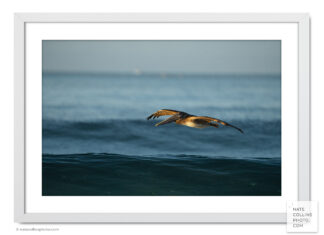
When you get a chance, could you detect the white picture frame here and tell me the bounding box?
[14,13,310,223]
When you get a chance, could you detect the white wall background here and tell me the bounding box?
[0,0,322,234]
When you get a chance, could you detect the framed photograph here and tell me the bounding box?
[14,13,310,223]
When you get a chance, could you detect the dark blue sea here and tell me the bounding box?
[42,73,281,196]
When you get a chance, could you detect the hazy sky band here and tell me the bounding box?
[42,40,281,75]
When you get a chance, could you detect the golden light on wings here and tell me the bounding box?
[191,116,244,133]
[146,109,243,133]
[147,109,184,120]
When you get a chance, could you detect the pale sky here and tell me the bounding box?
[42,40,281,75]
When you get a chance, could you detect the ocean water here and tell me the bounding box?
[42,73,281,196]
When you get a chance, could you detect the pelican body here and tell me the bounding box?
[147,109,243,133]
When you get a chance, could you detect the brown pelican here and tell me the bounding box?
[147,109,243,133]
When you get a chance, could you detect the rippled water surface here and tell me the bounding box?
[42,73,281,195]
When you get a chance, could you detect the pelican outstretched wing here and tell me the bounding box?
[147,109,185,120]
[155,113,182,126]
[193,116,244,133]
